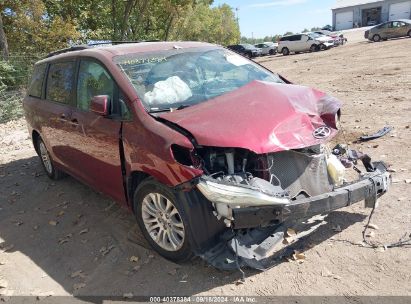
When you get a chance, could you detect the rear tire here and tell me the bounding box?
[373,34,381,42]
[282,47,290,56]
[408,30,411,37]
[36,137,65,180]
[133,178,193,262]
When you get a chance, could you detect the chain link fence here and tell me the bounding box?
[0,54,43,123]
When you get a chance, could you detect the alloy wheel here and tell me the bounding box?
[141,193,185,252]
[39,141,53,174]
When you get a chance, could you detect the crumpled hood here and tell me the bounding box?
[159,81,341,154]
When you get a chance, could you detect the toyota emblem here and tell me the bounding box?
[313,126,331,139]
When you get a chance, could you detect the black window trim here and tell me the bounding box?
[44,59,77,107]
[28,63,47,99]
[75,56,133,121]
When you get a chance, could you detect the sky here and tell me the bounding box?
[213,0,336,37]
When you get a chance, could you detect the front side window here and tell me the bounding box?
[77,60,115,111]
[115,47,283,112]
[28,64,46,98]
[46,62,75,104]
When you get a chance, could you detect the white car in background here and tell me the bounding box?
[278,33,324,55]
[314,30,347,45]
[307,32,335,49]
[254,42,278,55]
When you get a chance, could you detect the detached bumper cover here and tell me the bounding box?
[198,165,390,271]
[197,163,390,229]
[233,169,390,229]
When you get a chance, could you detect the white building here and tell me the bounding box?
[332,0,411,30]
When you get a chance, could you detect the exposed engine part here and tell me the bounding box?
[196,145,338,200]
[225,151,235,174]
[267,150,333,198]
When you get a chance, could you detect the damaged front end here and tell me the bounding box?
[191,144,390,270]
[159,82,390,270]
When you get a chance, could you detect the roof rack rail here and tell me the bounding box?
[45,45,89,58]
[45,40,163,58]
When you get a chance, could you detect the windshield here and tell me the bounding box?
[115,47,283,112]
[242,44,256,49]
[308,33,322,38]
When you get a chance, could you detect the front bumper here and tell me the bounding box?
[197,163,390,229]
[198,164,390,270]
[322,41,335,48]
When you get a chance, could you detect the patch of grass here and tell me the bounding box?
[0,89,24,123]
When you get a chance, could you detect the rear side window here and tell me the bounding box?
[77,60,115,111]
[46,62,75,104]
[28,64,46,98]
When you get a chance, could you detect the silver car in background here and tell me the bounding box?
[254,42,278,55]
[365,19,411,42]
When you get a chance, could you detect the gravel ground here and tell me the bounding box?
[0,30,410,299]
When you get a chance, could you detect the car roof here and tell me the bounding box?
[36,41,217,65]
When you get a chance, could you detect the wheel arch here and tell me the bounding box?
[32,130,41,155]
[127,170,151,212]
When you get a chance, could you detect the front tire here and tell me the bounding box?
[133,178,193,262]
[310,44,319,52]
[373,34,381,42]
[282,47,290,56]
[36,137,64,180]
[407,30,411,38]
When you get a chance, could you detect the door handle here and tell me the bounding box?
[57,113,67,122]
[70,118,79,126]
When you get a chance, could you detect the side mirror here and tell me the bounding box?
[90,95,109,116]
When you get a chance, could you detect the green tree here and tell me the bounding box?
[1,0,80,54]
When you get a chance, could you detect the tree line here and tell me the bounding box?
[0,0,240,59]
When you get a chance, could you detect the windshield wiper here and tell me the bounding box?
[149,108,172,113]
[149,105,191,113]
[149,104,191,113]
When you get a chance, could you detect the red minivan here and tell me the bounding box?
[23,42,390,270]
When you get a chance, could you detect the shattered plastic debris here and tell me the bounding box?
[129,256,139,263]
[48,220,58,226]
[332,225,342,232]
[359,126,393,142]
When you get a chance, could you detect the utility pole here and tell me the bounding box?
[235,7,240,43]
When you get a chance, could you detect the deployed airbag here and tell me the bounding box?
[144,76,192,106]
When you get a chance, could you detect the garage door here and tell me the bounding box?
[336,11,354,30]
[389,1,411,21]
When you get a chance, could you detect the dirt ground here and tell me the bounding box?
[1,29,410,299]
